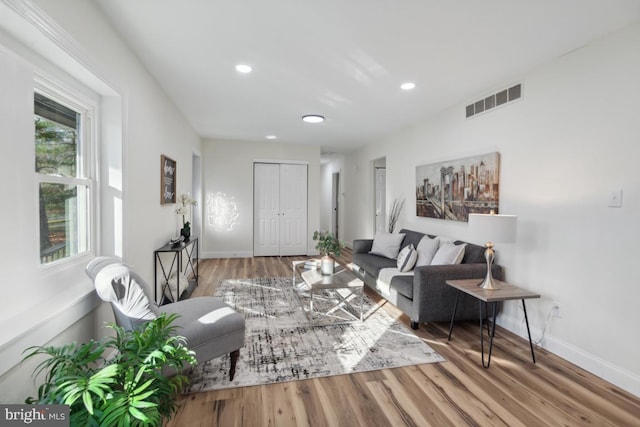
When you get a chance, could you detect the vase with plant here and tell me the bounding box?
[388,197,405,233]
[24,313,196,426]
[313,230,345,275]
[176,193,198,241]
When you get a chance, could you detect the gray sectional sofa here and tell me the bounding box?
[352,228,503,329]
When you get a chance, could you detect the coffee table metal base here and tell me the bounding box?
[293,260,364,326]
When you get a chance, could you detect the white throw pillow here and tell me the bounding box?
[94,263,157,322]
[396,244,418,272]
[431,242,466,265]
[415,236,440,266]
[369,232,406,259]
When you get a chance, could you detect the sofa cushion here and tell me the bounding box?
[431,242,466,265]
[416,236,440,267]
[94,263,157,330]
[161,297,245,358]
[369,232,406,259]
[398,228,431,251]
[390,275,414,300]
[455,240,486,263]
[397,244,417,272]
[353,252,397,278]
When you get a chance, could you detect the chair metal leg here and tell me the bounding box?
[229,349,240,381]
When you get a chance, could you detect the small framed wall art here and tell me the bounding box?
[160,154,176,204]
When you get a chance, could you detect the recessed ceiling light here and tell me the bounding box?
[302,114,325,124]
[235,64,252,73]
[265,135,277,140]
[400,82,416,90]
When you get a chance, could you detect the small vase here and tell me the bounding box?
[321,256,334,275]
[180,225,191,242]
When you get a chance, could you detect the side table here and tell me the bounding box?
[446,278,540,368]
[154,237,199,304]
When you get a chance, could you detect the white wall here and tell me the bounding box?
[343,23,640,396]
[0,0,200,401]
[201,139,320,258]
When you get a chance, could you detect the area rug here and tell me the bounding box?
[184,277,445,393]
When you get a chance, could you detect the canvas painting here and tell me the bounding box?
[416,152,500,222]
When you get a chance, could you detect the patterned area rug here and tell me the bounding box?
[184,277,445,393]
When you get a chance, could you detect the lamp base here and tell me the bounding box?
[478,275,502,290]
[478,242,502,290]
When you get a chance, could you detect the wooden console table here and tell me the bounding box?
[446,278,540,368]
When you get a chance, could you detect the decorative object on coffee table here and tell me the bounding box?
[312,230,344,275]
[468,212,517,290]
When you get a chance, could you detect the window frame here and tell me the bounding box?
[34,77,97,268]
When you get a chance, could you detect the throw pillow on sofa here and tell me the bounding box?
[396,244,417,272]
[369,232,406,259]
[415,236,440,266]
[431,242,466,265]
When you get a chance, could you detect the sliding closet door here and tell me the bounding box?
[279,164,307,256]
[254,163,280,256]
[254,162,308,256]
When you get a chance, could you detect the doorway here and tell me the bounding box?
[331,172,340,239]
[192,153,202,240]
[374,157,386,234]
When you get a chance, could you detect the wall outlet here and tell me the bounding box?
[552,302,562,318]
[608,189,623,207]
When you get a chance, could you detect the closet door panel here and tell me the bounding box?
[253,163,280,256]
[279,164,307,256]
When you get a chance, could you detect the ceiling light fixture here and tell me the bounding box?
[235,64,252,73]
[265,135,277,140]
[302,114,325,124]
[400,82,416,90]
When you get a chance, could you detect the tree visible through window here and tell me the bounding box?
[35,91,91,264]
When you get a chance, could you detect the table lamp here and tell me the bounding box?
[468,212,517,290]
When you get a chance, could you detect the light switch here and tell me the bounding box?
[608,189,622,207]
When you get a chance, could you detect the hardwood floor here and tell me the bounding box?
[168,252,640,426]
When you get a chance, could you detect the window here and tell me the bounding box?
[35,90,93,264]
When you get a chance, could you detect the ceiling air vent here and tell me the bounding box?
[466,84,521,118]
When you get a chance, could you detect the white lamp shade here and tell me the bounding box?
[468,213,517,244]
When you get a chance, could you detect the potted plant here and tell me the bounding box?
[313,230,345,275]
[388,197,405,233]
[24,313,196,426]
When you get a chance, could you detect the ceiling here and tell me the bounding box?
[94,0,640,154]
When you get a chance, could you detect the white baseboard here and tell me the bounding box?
[498,312,640,398]
[201,251,253,259]
[202,250,321,259]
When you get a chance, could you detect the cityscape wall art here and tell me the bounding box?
[416,152,500,222]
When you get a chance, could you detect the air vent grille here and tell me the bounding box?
[466,84,521,118]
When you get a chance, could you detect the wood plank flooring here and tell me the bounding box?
[168,252,640,426]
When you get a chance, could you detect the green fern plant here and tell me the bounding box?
[313,230,345,257]
[24,313,196,426]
